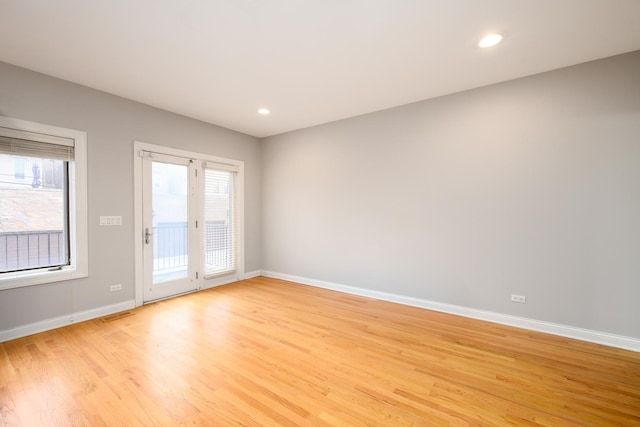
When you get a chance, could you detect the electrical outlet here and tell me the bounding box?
[511,294,526,304]
[109,284,122,292]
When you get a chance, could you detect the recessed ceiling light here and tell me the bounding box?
[257,108,271,115]
[478,34,503,48]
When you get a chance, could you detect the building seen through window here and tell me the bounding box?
[0,153,68,273]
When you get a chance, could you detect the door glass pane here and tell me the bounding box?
[152,161,188,284]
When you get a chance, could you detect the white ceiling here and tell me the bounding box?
[1,1,640,138]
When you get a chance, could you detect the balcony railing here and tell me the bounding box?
[0,230,66,273]
[152,221,232,273]
[153,222,188,272]
[0,223,232,275]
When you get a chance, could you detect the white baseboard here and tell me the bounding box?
[261,271,640,353]
[0,300,136,343]
[243,270,262,279]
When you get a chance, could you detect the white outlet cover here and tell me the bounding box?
[511,294,526,303]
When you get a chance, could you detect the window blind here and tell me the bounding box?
[203,164,237,278]
[0,135,74,161]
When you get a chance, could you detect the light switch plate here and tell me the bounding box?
[100,216,122,226]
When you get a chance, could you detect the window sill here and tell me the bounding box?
[0,268,88,291]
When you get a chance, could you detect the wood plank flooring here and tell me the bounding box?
[1,276,639,426]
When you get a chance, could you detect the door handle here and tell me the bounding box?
[145,227,152,244]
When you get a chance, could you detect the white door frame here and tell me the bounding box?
[133,141,245,307]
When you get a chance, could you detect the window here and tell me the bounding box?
[202,162,238,278]
[0,116,87,290]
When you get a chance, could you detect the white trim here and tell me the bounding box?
[133,141,245,306]
[244,270,261,279]
[261,271,640,353]
[133,143,144,307]
[0,116,78,141]
[0,300,135,343]
[200,160,245,287]
[0,116,88,290]
[135,141,240,168]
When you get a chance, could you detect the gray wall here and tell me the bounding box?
[2,51,639,340]
[262,51,640,339]
[0,62,262,330]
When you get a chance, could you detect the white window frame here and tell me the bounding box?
[202,162,239,279]
[0,116,88,290]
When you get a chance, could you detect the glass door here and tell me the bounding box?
[142,153,198,302]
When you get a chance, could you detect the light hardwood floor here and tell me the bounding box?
[1,277,639,426]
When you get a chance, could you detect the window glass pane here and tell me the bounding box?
[0,153,68,273]
[203,168,236,277]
